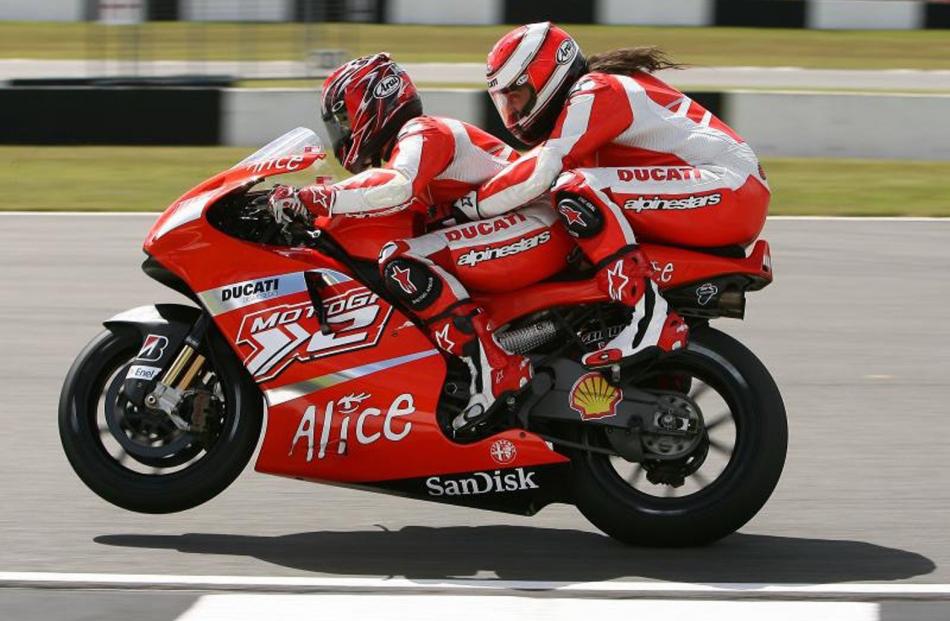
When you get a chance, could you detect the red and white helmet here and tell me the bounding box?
[486,22,587,147]
[321,53,423,173]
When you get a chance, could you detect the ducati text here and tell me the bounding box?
[617,167,702,182]
[221,278,280,302]
[444,213,528,243]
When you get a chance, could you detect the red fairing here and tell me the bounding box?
[477,240,773,326]
[142,144,567,484]
[225,278,565,482]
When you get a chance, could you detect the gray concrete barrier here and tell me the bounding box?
[2,85,948,159]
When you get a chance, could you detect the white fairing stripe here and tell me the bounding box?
[332,168,414,215]
[152,189,217,240]
[489,22,549,90]
[197,269,351,316]
[479,94,592,218]
[264,349,439,406]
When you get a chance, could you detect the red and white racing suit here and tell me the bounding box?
[317,115,573,426]
[473,71,770,247]
[465,71,769,367]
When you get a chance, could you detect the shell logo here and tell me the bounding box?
[569,372,622,420]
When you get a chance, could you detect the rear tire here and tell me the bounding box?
[570,327,787,546]
[59,326,263,513]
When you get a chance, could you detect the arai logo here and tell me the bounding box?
[556,39,577,65]
[373,75,401,99]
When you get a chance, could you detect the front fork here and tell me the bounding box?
[142,313,212,428]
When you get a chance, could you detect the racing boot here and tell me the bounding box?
[427,302,532,433]
[582,249,689,368]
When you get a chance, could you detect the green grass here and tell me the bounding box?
[0,146,339,212]
[3,22,950,69]
[1,147,947,216]
[763,158,950,216]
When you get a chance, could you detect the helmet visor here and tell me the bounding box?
[490,83,537,129]
[323,105,352,165]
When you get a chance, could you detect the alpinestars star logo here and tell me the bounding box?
[390,265,417,295]
[606,260,630,302]
[434,324,456,352]
[558,204,585,226]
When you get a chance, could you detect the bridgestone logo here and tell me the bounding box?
[457,232,551,267]
[623,194,722,213]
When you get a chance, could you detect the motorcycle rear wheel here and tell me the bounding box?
[58,325,263,514]
[569,326,787,546]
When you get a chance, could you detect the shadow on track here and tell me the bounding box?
[95,526,935,583]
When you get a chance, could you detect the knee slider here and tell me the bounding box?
[381,257,442,311]
[555,193,604,239]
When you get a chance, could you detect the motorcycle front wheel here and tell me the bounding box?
[59,324,263,513]
[569,326,787,546]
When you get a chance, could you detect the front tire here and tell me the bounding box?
[59,325,263,513]
[570,326,787,546]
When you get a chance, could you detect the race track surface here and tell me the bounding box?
[0,214,947,588]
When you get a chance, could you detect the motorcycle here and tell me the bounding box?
[59,128,787,547]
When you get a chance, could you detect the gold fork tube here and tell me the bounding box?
[161,345,195,386]
[176,355,207,391]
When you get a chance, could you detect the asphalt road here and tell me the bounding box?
[3,59,950,90]
[0,214,948,586]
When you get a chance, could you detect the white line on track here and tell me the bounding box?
[1,573,949,601]
[0,212,948,222]
[174,594,880,621]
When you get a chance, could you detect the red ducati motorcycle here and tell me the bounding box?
[60,128,787,546]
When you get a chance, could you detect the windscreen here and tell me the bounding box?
[235,127,325,170]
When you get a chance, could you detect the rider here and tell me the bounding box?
[267,53,573,430]
[456,22,770,368]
